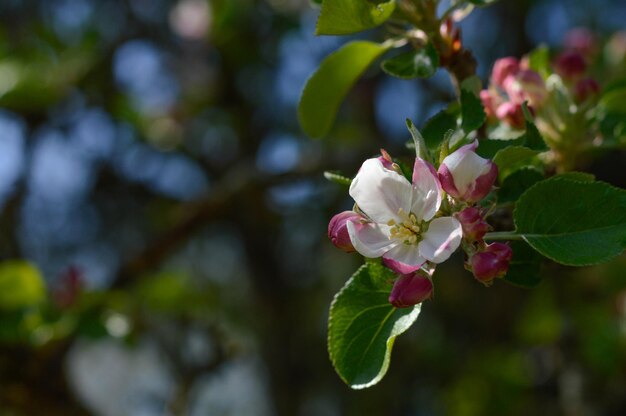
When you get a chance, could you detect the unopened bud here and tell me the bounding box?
[438,141,498,203]
[456,207,489,242]
[554,51,587,80]
[491,57,520,88]
[574,78,600,103]
[389,273,433,308]
[469,242,513,286]
[564,28,596,57]
[378,149,394,170]
[328,211,360,253]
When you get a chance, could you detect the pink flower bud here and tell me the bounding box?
[389,273,433,308]
[563,28,596,57]
[469,242,513,285]
[439,142,498,203]
[573,78,600,103]
[456,207,489,242]
[554,51,587,80]
[53,266,84,309]
[328,211,360,253]
[491,57,520,88]
[495,101,526,129]
[503,70,547,106]
[480,90,497,118]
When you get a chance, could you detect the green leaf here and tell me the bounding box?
[476,136,525,159]
[514,177,626,266]
[381,44,438,79]
[528,45,550,78]
[492,146,540,181]
[422,109,458,150]
[600,78,626,114]
[498,168,544,204]
[298,41,388,138]
[328,262,421,389]
[405,118,428,160]
[316,0,396,35]
[503,241,542,288]
[521,103,548,151]
[324,170,353,185]
[0,261,46,310]
[461,88,486,133]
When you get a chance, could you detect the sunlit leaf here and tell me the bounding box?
[316,0,396,35]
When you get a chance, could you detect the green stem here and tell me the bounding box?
[484,231,524,241]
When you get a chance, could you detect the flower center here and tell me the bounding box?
[387,208,425,245]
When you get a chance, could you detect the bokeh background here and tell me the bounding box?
[0,0,625,415]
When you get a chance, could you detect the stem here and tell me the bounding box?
[484,231,524,241]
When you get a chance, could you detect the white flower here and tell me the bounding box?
[346,157,463,274]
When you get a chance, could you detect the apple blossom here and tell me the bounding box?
[328,211,360,253]
[346,157,462,275]
[491,57,520,87]
[503,69,547,107]
[438,141,498,203]
[469,242,513,285]
[495,101,525,129]
[389,273,433,308]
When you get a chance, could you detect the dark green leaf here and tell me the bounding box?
[328,262,420,389]
[476,136,525,159]
[514,177,626,266]
[498,168,544,204]
[521,103,548,151]
[421,109,458,150]
[298,41,388,138]
[503,241,543,288]
[461,88,486,133]
[316,0,396,35]
[492,146,540,181]
[381,44,439,79]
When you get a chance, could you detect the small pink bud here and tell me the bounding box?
[480,90,497,118]
[469,242,513,285]
[554,51,587,80]
[456,207,489,242]
[573,78,600,103]
[496,101,526,129]
[328,211,360,253]
[53,266,84,309]
[563,28,596,57]
[439,142,498,203]
[491,57,520,88]
[389,273,433,308]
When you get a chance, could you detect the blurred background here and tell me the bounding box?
[0,0,625,415]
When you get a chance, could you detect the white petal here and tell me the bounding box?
[349,158,412,224]
[410,158,442,222]
[441,143,491,196]
[419,217,462,263]
[346,220,396,258]
[383,244,426,274]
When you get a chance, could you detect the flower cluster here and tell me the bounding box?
[480,57,546,129]
[328,142,511,307]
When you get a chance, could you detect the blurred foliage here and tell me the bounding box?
[0,0,624,415]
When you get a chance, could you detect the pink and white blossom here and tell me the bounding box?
[328,211,361,253]
[438,141,498,203]
[346,157,462,275]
